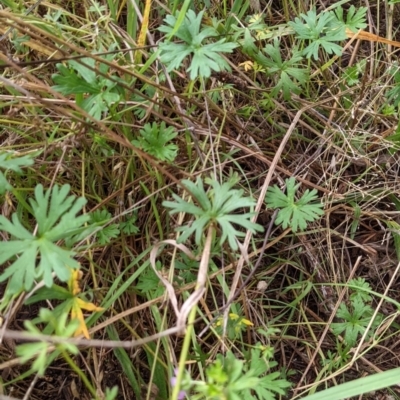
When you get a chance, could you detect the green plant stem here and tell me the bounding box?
[11,187,32,214]
[62,349,97,399]
[170,0,192,32]
[171,293,197,400]
[171,225,214,400]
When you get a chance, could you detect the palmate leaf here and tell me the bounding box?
[90,209,120,245]
[68,58,97,85]
[81,93,116,121]
[196,350,290,400]
[30,184,88,240]
[331,285,383,347]
[136,261,166,297]
[158,10,207,43]
[245,347,291,399]
[0,184,90,294]
[288,9,347,60]
[254,40,308,100]
[0,151,34,194]
[158,9,238,80]
[16,341,54,376]
[131,122,178,162]
[334,5,367,33]
[0,242,37,294]
[52,52,123,119]
[0,152,34,174]
[265,177,324,232]
[52,58,104,95]
[52,63,97,95]
[188,40,237,80]
[348,277,372,303]
[163,175,263,250]
[331,299,374,347]
[16,309,79,376]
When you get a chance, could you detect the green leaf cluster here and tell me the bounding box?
[0,184,90,294]
[189,348,291,399]
[226,5,366,99]
[16,308,79,375]
[253,39,309,100]
[52,47,124,119]
[0,151,34,194]
[163,174,263,250]
[288,6,367,60]
[90,209,120,245]
[333,5,367,32]
[321,347,351,372]
[331,278,383,347]
[131,121,178,162]
[343,59,366,87]
[136,261,165,297]
[265,177,324,232]
[288,9,347,60]
[89,209,139,245]
[158,9,238,80]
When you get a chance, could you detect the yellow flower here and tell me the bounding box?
[229,313,254,326]
[214,313,254,328]
[239,60,254,72]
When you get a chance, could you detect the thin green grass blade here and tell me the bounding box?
[86,248,151,327]
[302,367,400,400]
[106,0,117,20]
[168,0,192,37]
[106,325,142,399]
[144,335,168,399]
[349,202,361,240]
[225,0,250,33]
[126,0,138,42]
[387,219,400,260]
[140,182,163,240]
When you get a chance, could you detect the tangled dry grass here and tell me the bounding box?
[1,0,400,399]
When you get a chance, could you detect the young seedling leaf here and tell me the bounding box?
[265,177,324,232]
